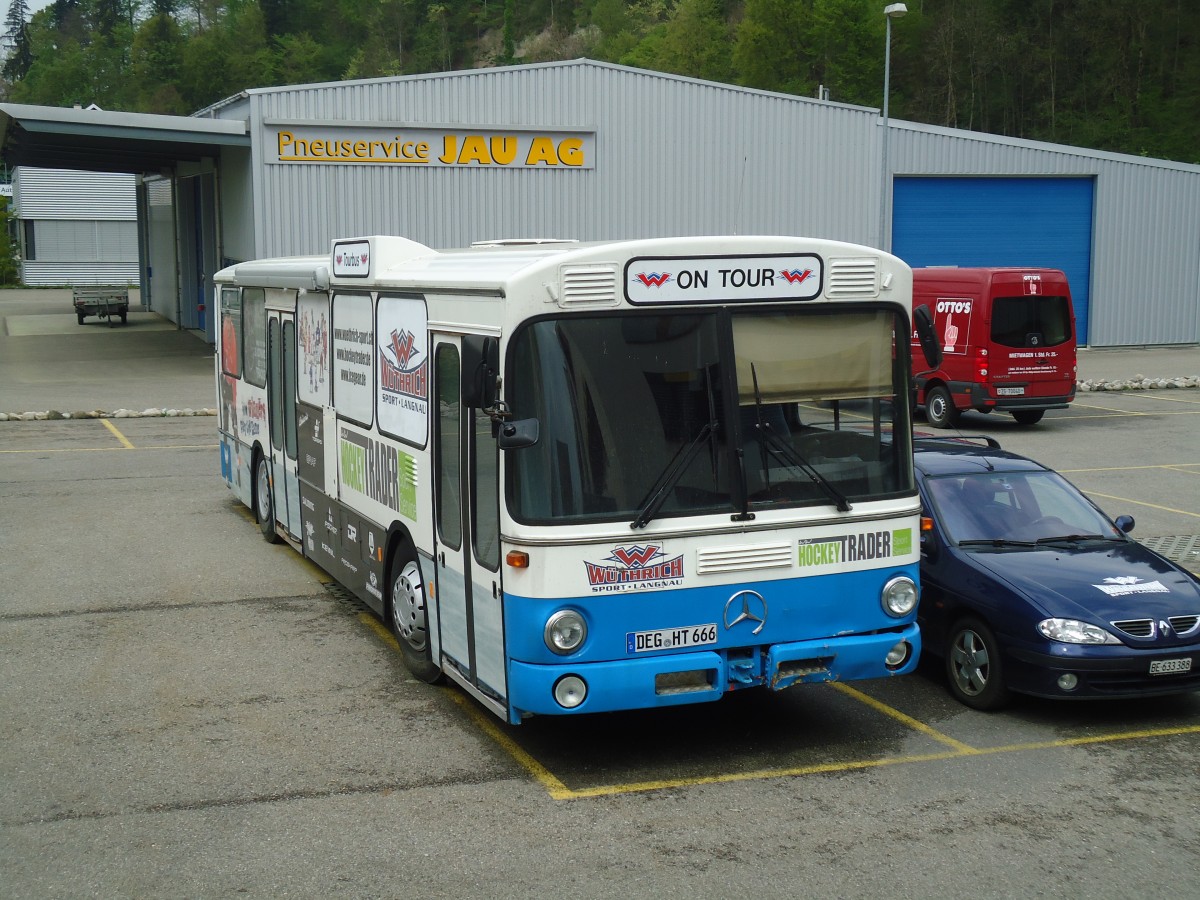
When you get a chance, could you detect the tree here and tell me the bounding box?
[2,0,33,82]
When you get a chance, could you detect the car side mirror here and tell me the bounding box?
[913,305,942,370]
[1114,515,1135,534]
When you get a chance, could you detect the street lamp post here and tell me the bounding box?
[880,2,907,249]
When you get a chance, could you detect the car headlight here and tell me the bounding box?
[1037,618,1121,645]
[881,576,918,617]
[544,609,587,654]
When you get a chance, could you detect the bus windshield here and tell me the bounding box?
[507,307,914,525]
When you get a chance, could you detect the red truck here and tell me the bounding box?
[910,267,1077,427]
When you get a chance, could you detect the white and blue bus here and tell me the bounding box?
[215,234,927,724]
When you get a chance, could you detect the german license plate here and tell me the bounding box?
[996,386,1025,396]
[1149,657,1192,675]
[627,623,717,653]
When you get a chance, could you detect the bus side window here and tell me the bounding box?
[436,344,462,550]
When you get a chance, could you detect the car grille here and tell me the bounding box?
[1111,615,1200,638]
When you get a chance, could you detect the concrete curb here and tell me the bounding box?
[2,373,1198,422]
[0,408,217,421]
[1078,375,1200,392]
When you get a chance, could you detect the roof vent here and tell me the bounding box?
[827,257,880,297]
[558,263,619,307]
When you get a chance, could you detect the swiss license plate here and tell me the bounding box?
[627,623,717,653]
[996,386,1025,396]
[1149,657,1193,675]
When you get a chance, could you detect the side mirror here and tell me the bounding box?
[913,305,942,369]
[497,418,539,449]
[1114,515,1135,534]
[461,335,499,409]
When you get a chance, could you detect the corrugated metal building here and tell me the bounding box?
[3,60,1197,346]
[12,167,139,287]
[199,60,1199,347]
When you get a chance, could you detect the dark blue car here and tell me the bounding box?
[914,436,1200,709]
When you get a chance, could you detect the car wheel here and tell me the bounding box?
[388,548,442,684]
[945,617,1011,710]
[1012,410,1045,425]
[254,453,281,544]
[925,385,959,429]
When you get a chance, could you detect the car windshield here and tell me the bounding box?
[925,470,1122,545]
[506,308,914,525]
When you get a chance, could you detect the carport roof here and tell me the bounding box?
[0,103,250,174]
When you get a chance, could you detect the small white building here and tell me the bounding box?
[11,166,139,287]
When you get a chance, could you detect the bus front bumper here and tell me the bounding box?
[507,625,920,721]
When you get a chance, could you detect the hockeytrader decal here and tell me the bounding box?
[339,428,418,519]
[797,528,914,572]
[585,544,685,593]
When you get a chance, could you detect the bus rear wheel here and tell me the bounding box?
[254,454,281,544]
[388,549,442,684]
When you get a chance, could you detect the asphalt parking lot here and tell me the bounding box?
[3,293,1200,898]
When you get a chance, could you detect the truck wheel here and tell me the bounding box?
[1012,410,1044,425]
[388,547,442,684]
[119,311,128,324]
[254,454,281,544]
[925,385,959,429]
[77,312,86,325]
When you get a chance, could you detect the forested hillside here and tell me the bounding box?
[3,0,1197,164]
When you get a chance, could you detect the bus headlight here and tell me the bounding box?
[881,576,918,617]
[545,609,587,654]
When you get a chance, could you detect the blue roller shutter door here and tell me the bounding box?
[892,177,1094,345]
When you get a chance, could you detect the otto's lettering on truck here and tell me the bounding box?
[935,300,973,314]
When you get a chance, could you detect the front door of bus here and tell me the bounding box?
[267,311,301,541]
[433,336,506,705]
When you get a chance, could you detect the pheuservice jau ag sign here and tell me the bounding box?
[270,125,595,168]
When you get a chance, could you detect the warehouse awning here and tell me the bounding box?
[0,103,250,174]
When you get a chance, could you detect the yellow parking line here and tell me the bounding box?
[1064,409,1200,419]
[349,601,1200,800]
[1058,463,1199,474]
[831,682,980,753]
[100,418,135,448]
[1110,392,1200,405]
[1083,490,1200,519]
[1071,401,1151,415]
[526,721,1200,799]
[0,444,217,453]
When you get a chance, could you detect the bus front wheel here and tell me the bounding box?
[388,549,442,684]
[254,454,281,544]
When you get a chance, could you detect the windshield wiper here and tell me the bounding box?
[630,369,720,530]
[957,538,1038,548]
[750,365,851,512]
[1034,533,1119,545]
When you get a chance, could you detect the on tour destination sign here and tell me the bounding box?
[270,124,595,169]
[625,254,824,305]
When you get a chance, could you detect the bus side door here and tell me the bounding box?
[267,310,302,541]
[433,335,506,705]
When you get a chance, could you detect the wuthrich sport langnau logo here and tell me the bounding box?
[584,544,685,593]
